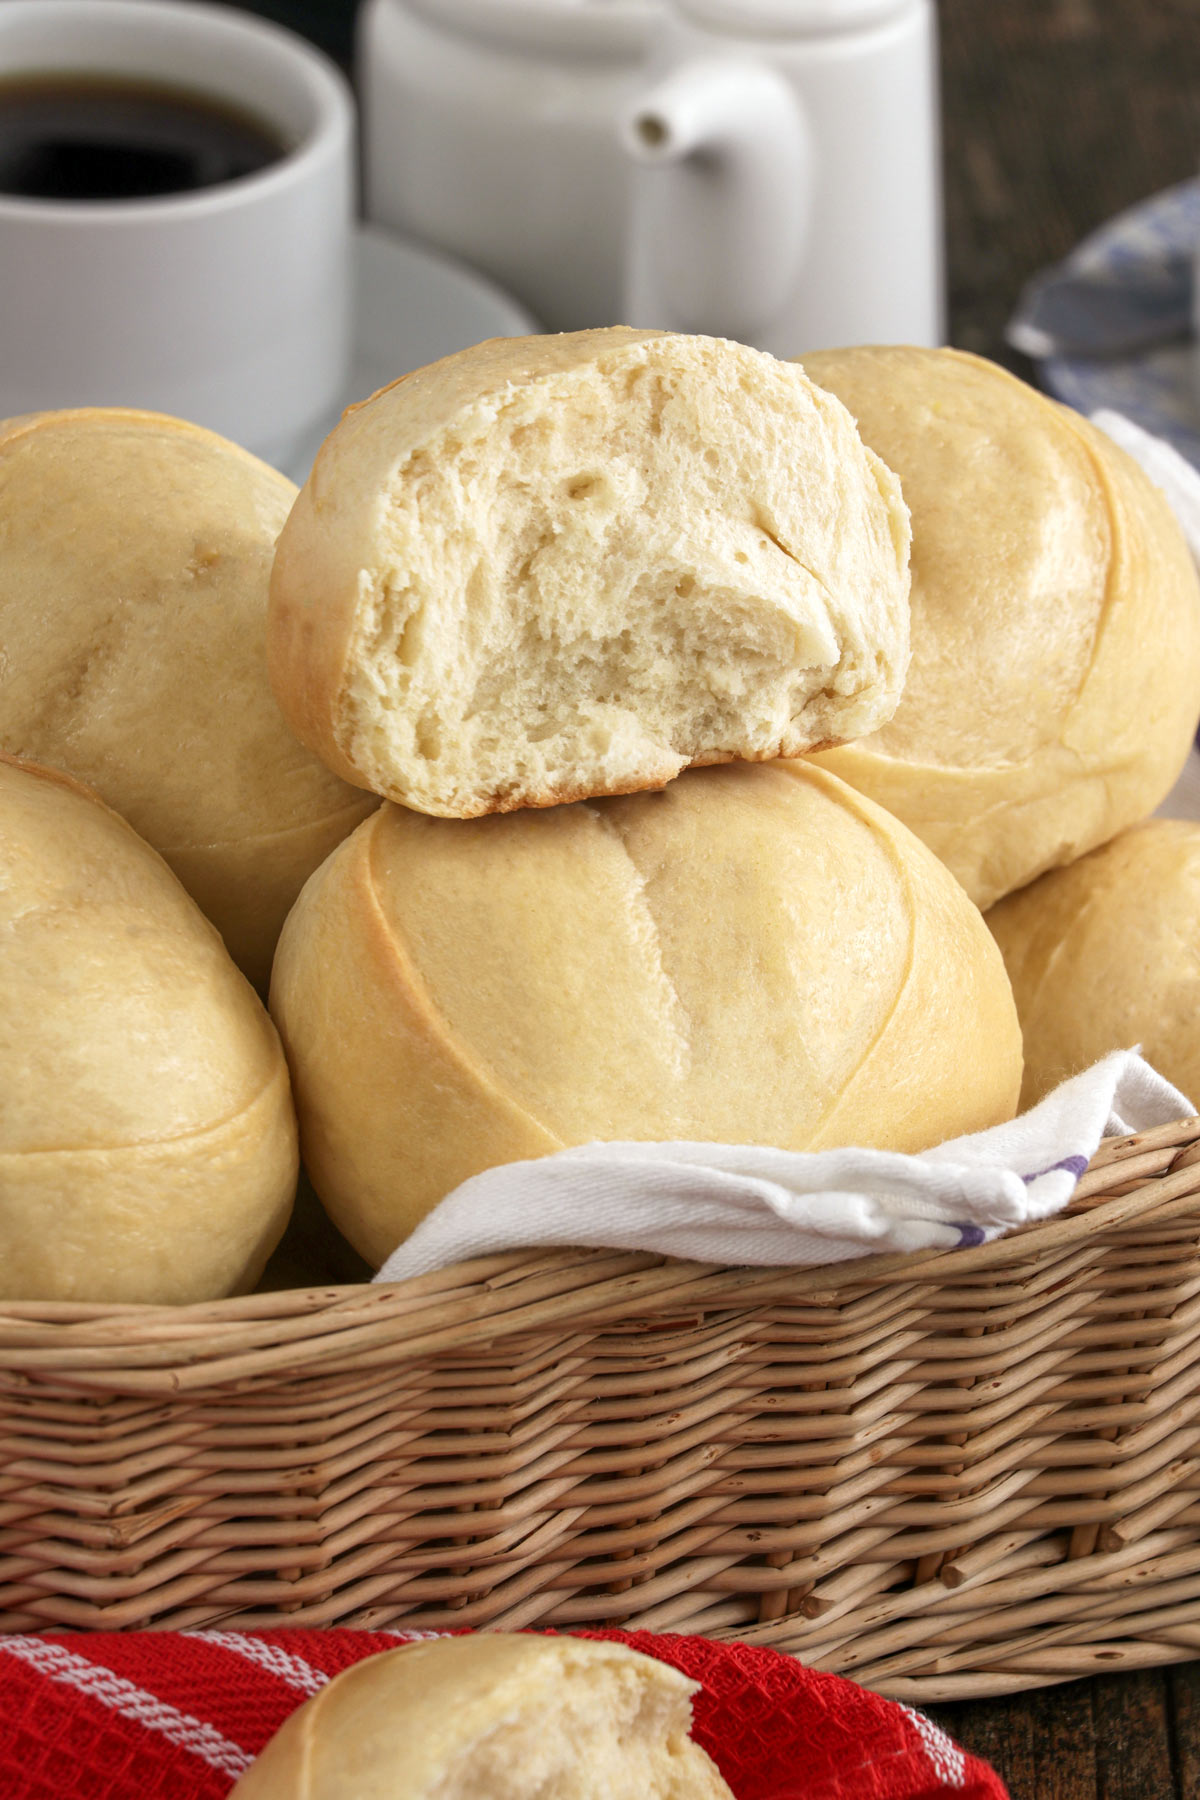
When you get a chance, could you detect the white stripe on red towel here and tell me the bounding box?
[186,1631,329,1698]
[0,1635,252,1782]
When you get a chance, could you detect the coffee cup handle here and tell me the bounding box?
[619,58,810,343]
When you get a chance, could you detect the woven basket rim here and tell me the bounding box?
[2,1115,1198,1392]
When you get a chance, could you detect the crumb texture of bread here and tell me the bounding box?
[0,407,376,986]
[268,328,911,817]
[987,818,1200,1111]
[228,1634,734,1800]
[800,346,1200,909]
[0,754,298,1303]
[270,759,1022,1266]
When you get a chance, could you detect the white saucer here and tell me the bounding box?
[280,224,539,484]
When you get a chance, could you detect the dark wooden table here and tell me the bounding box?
[239,1,1200,1791]
[928,1669,1200,1798]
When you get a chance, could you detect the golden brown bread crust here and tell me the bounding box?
[0,753,299,1303]
[0,745,105,804]
[421,736,844,818]
[0,406,376,986]
[987,818,1200,1110]
[271,760,1022,1267]
[800,347,1200,908]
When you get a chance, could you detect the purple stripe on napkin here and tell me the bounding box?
[955,1225,988,1247]
[1023,1154,1089,1184]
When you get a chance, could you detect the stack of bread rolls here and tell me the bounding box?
[0,411,374,1301]
[4,327,1198,1302]
[265,327,1028,1271]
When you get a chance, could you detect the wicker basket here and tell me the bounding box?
[5,1115,1200,1702]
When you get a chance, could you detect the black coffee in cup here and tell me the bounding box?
[0,75,287,201]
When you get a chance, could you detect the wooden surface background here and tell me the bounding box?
[942,0,1200,375]
[928,1669,1200,1799]
[235,0,1200,1791]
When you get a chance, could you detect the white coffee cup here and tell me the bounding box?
[0,0,354,468]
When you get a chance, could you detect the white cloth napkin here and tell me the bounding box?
[374,1050,1193,1282]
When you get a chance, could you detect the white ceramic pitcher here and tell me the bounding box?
[621,0,944,354]
[357,0,660,331]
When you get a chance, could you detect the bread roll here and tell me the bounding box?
[228,1635,733,1800]
[987,818,1200,1110]
[267,327,912,819]
[0,408,376,988]
[270,760,1022,1266]
[798,346,1200,909]
[0,754,298,1304]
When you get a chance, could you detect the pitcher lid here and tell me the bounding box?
[404,0,659,59]
[672,0,920,34]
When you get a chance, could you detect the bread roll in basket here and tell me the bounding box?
[988,817,1200,1108]
[267,328,912,819]
[0,752,298,1305]
[801,345,1200,908]
[270,759,1022,1267]
[0,407,375,987]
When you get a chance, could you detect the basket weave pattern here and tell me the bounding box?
[4,1116,1200,1701]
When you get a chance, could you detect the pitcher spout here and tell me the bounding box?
[620,57,811,340]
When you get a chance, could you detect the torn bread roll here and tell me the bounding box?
[267,327,912,818]
[228,1635,734,1800]
[0,407,376,988]
[987,818,1200,1110]
[799,346,1200,909]
[270,760,1022,1267]
[0,754,297,1304]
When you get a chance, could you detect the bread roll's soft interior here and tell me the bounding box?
[799,346,1200,909]
[268,327,912,818]
[0,407,376,987]
[270,759,1022,1266]
[0,754,298,1304]
[987,818,1200,1110]
[228,1634,734,1800]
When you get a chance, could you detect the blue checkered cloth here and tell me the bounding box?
[1008,179,1200,469]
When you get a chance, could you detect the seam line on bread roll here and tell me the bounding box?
[360,813,566,1153]
[779,762,919,1119]
[158,795,376,859]
[0,1060,290,1161]
[1047,406,1127,730]
[583,802,693,1080]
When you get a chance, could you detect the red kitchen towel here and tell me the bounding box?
[0,1627,1007,1800]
